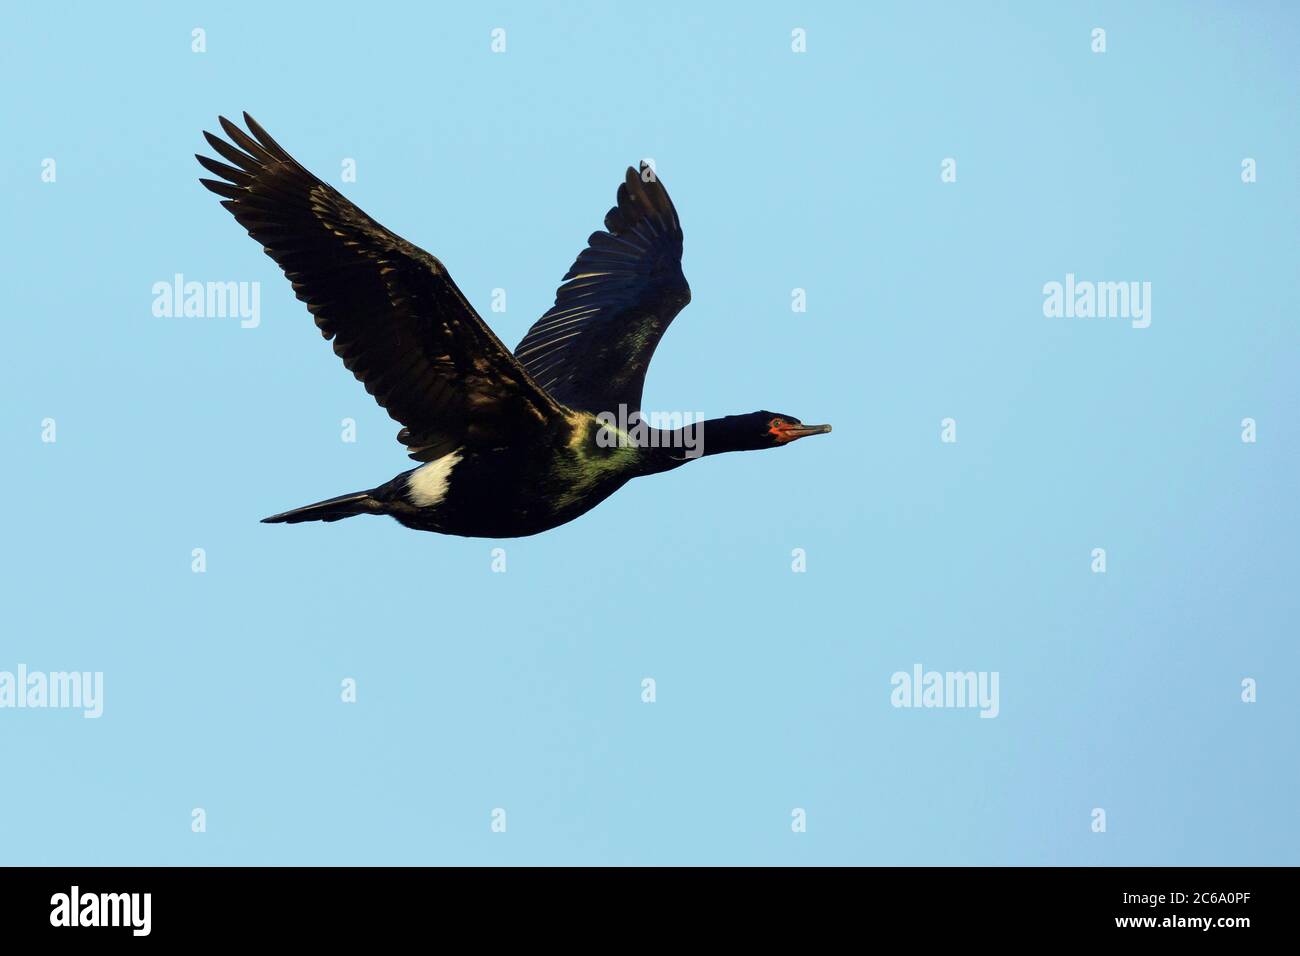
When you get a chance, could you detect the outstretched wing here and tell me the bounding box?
[513,162,691,416]
[197,113,562,462]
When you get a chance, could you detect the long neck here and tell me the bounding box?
[638,416,754,474]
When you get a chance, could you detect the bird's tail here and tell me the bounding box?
[261,490,383,524]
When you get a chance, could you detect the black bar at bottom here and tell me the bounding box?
[0,866,1283,940]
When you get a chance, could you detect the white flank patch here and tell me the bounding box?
[406,448,464,507]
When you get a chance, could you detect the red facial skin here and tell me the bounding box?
[768,418,799,443]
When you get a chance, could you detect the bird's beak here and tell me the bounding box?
[774,422,832,442]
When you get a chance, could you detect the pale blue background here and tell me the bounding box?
[2,1,1296,865]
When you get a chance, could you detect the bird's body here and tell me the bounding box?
[365,415,640,538]
[274,416,699,537]
[198,114,829,538]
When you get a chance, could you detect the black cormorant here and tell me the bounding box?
[197,114,830,538]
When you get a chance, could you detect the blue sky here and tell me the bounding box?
[1,1,1297,864]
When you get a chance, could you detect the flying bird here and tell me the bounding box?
[197,114,830,538]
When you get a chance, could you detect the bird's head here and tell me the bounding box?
[708,410,831,453]
[758,411,832,447]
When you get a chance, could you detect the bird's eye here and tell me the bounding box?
[767,418,786,435]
